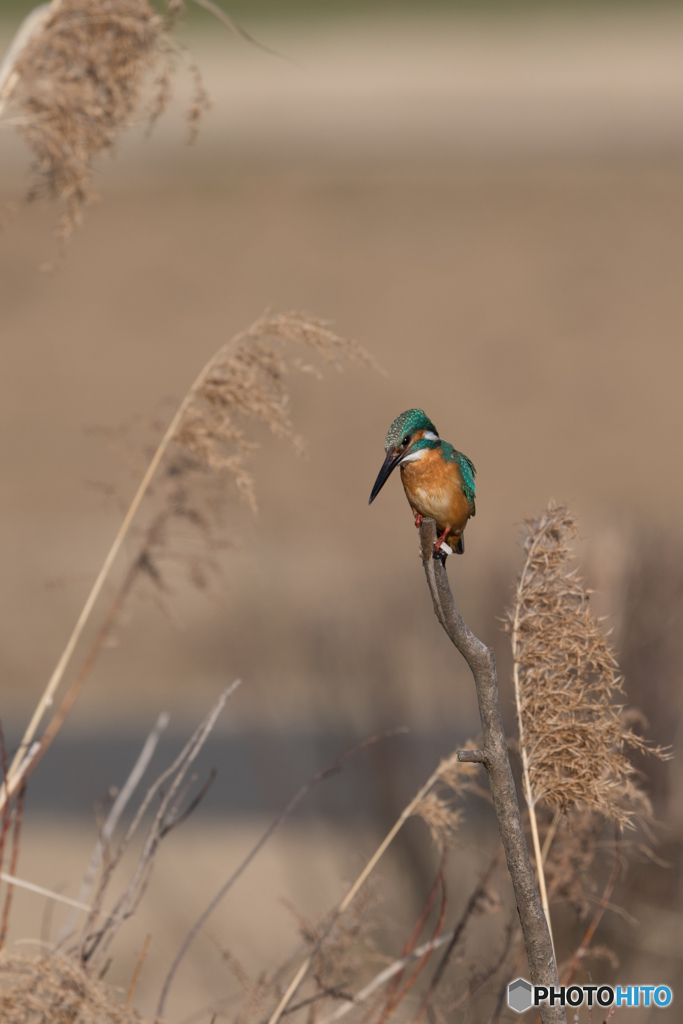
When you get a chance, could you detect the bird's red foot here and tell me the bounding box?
[413,512,423,529]
[433,526,451,555]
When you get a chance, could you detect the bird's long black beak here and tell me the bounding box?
[369,450,403,504]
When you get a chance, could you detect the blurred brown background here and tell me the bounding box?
[1,3,683,1021]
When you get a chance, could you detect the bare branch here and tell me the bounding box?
[417,517,565,1024]
[457,749,486,764]
[78,681,240,963]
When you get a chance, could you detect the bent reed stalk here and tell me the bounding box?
[1,311,370,814]
[511,537,554,948]
[262,755,464,1024]
[1,344,213,802]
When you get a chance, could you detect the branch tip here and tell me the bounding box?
[457,749,487,765]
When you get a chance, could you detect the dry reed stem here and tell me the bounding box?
[315,932,456,1024]
[263,752,467,1024]
[506,502,668,949]
[417,846,504,1019]
[507,501,664,823]
[125,932,151,1007]
[157,728,407,1018]
[0,789,25,952]
[0,872,95,915]
[560,828,622,986]
[56,711,170,947]
[1,311,370,815]
[79,681,240,964]
[375,854,448,1023]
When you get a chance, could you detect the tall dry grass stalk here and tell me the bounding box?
[506,501,668,942]
[0,0,208,240]
[0,311,372,815]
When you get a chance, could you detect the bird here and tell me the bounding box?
[368,408,476,559]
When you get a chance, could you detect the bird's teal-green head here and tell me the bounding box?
[369,409,440,504]
[384,409,438,452]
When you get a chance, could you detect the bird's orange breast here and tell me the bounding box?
[400,450,471,536]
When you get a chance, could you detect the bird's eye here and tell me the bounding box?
[402,436,410,446]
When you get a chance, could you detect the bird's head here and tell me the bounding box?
[369,408,439,504]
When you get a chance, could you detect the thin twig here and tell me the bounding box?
[126,932,152,1007]
[488,939,526,1024]
[189,0,290,62]
[417,847,504,1019]
[56,709,169,947]
[449,915,517,1014]
[1,872,93,914]
[159,769,216,839]
[156,727,408,1018]
[0,786,25,949]
[561,828,622,986]
[80,682,241,963]
[316,930,461,1024]
[262,755,454,1024]
[541,809,561,867]
[378,854,447,1023]
[0,723,12,879]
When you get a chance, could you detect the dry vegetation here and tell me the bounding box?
[505,502,669,951]
[0,7,675,1023]
[0,321,667,1021]
[0,0,207,241]
[0,949,150,1024]
[507,501,665,824]
[0,423,669,1021]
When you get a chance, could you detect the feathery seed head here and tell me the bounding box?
[174,311,373,513]
[506,501,669,826]
[384,409,437,452]
[2,0,207,241]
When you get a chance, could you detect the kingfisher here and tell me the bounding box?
[368,409,476,558]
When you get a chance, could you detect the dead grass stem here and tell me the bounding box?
[262,749,480,1024]
[0,311,370,817]
[506,501,669,950]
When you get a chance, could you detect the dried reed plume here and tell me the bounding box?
[413,741,483,852]
[0,0,206,239]
[1,311,372,816]
[505,501,668,938]
[0,948,154,1024]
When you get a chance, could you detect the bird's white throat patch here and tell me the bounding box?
[401,449,427,463]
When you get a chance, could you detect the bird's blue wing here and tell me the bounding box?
[457,452,476,505]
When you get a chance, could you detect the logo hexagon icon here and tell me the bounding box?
[508,978,533,1012]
